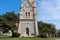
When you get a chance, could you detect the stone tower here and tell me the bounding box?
[18,0,38,37]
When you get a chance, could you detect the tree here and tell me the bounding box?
[38,21,56,38]
[57,29,60,37]
[1,11,20,37]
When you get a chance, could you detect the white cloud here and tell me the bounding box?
[37,0,60,21]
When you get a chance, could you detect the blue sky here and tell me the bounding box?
[0,0,21,15]
[0,0,60,29]
[37,0,60,29]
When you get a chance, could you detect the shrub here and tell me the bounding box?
[38,33,47,38]
[21,36,25,38]
[12,32,20,37]
[31,33,34,36]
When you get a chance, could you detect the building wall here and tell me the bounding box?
[18,20,35,37]
[18,0,38,37]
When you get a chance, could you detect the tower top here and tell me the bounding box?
[21,0,36,8]
[22,0,36,2]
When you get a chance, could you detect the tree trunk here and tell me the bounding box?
[11,30,14,37]
[46,33,48,37]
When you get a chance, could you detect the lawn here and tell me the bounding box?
[0,38,55,40]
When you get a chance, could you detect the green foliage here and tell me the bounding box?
[0,38,55,40]
[38,32,47,38]
[38,21,56,38]
[21,36,25,38]
[57,29,60,37]
[12,32,20,37]
[0,11,20,37]
[0,34,11,38]
[31,33,34,36]
[40,33,47,38]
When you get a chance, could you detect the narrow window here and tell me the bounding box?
[28,12,30,17]
[26,12,27,17]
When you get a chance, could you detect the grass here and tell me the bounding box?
[0,34,9,38]
[0,37,56,40]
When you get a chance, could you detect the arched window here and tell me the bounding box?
[26,12,30,17]
[26,28,29,36]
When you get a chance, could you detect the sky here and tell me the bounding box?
[37,0,60,29]
[0,0,21,15]
[0,0,60,29]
